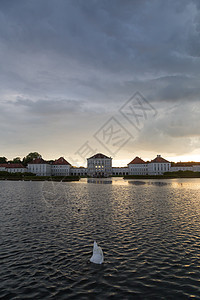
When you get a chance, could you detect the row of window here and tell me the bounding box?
[153,164,170,171]
[52,166,69,169]
[88,161,111,165]
[52,171,69,174]
[112,172,129,175]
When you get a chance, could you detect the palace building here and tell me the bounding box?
[51,157,71,176]
[87,153,112,177]
[128,155,171,176]
[4,153,200,177]
[128,157,148,175]
[28,158,51,176]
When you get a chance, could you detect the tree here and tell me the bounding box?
[0,157,7,163]
[12,157,22,163]
[22,152,42,166]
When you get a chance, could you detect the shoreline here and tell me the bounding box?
[124,175,200,179]
[0,176,80,182]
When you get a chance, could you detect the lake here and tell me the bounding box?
[1,178,200,299]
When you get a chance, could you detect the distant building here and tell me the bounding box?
[170,162,200,172]
[112,167,129,176]
[87,153,112,177]
[27,156,87,177]
[128,157,148,175]
[28,158,51,176]
[4,152,199,177]
[127,155,171,175]
[170,163,193,172]
[51,157,71,176]
[70,167,87,176]
[0,163,27,173]
[0,164,7,171]
[192,165,200,172]
[148,155,171,175]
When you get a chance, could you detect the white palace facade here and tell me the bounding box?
[87,153,112,177]
[26,153,200,177]
[1,153,200,177]
[128,155,171,176]
[0,163,27,173]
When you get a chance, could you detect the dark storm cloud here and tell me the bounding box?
[11,98,84,116]
[0,0,198,77]
[0,0,199,159]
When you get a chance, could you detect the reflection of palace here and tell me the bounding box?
[1,153,200,177]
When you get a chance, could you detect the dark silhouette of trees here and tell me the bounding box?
[9,157,22,163]
[22,152,42,166]
[0,157,7,163]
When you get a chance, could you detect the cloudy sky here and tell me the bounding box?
[0,0,200,166]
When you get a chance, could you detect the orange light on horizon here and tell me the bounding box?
[166,154,200,163]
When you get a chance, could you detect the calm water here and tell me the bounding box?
[1,178,200,299]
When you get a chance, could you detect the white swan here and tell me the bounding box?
[90,241,104,264]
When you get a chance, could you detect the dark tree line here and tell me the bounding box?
[0,152,41,166]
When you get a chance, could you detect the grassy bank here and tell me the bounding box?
[124,171,200,179]
[0,171,80,181]
[124,175,175,179]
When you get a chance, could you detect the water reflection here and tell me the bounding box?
[128,180,146,185]
[83,177,129,185]
[78,177,200,189]
[1,179,200,299]
[87,178,112,184]
[79,177,200,189]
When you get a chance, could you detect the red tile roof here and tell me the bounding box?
[172,163,193,167]
[0,164,7,168]
[88,153,111,159]
[52,157,71,165]
[151,155,170,163]
[28,158,48,164]
[2,163,26,168]
[128,156,146,164]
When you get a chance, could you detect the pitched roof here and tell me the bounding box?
[128,156,146,165]
[52,157,71,165]
[28,158,48,164]
[151,155,170,163]
[5,163,26,169]
[0,163,26,169]
[88,153,111,159]
[0,164,7,168]
[172,163,193,167]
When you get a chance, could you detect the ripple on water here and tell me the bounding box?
[1,180,200,299]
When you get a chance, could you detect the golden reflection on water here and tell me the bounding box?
[166,178,200,189]
[78,177,200,189]
[1,179,200,299]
